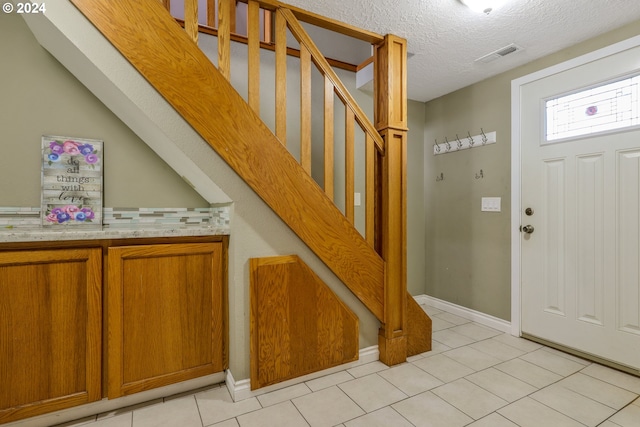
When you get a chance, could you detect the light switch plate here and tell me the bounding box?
[354,192,361,206]
[481,197,501,212]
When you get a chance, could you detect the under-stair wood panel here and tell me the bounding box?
[70,0,385,322]
[250,256,359,390]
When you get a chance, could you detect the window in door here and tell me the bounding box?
[545,73,640,143]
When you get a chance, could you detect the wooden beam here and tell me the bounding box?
[262,9,273,43]
[247,0,260,113]
[274,10,287,145]
[365,133,375,246]
[184,0,198,43]
[207,0,216,27]
[324,76,335,200]
[345,107,355,224]
[217,0,231,80]
[300,45,312,174]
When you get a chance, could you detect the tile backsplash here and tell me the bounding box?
[0,206,230,231]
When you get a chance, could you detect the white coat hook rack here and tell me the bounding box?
[433,129,496,155]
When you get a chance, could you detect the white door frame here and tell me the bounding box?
[510,35,640,337]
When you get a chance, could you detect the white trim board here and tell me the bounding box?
[510,34,640,337]
[415,295,511,334]
[225,345,380,401]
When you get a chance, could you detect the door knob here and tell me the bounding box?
[521,225,535,234]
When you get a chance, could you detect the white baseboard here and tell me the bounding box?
[226,296,513,401]
[226,345,379,401]
[415,294,512,334]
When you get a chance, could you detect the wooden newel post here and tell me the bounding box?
[375,34,408,366]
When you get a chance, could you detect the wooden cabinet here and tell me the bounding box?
[0,248,102,424]
[107,243,227,398]
[0,236,228,423]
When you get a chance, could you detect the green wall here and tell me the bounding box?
[0,13,208,208]
[424,19,640,321]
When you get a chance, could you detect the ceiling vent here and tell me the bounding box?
[475,43,523,63]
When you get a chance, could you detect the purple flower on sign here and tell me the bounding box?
[81,207,95,220]
[46,205,95,224]
[85,154,99,164]
[49,142,64,155]
[45,138,100,166]
[56,212,71,223]
[79,144,94,155]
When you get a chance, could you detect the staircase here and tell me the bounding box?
[69,0,430,371]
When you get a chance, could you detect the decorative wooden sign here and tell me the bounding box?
[41,135,103,228]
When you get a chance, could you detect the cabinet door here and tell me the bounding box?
[107,243,226,398]
[0,248,102,424]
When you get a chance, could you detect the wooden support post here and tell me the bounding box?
[185,0,198,43]
[218,0,231,80]
[375,34,408,366]
[274,9,287,145]
[247,0,260,114]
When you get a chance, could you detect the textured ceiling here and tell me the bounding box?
[284,0,640,102]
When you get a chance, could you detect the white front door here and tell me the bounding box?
[520,44,640,371]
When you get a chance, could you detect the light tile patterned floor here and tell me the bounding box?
[54,303,640,427]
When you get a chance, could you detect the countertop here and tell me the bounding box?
[0,225,229,243]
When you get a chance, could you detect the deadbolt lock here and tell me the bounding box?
[525,207,534,216]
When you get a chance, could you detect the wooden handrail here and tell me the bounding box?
[171,19,359,72]
[279,8,385,154]
[166,0,362,72]
[237,0,384,44]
